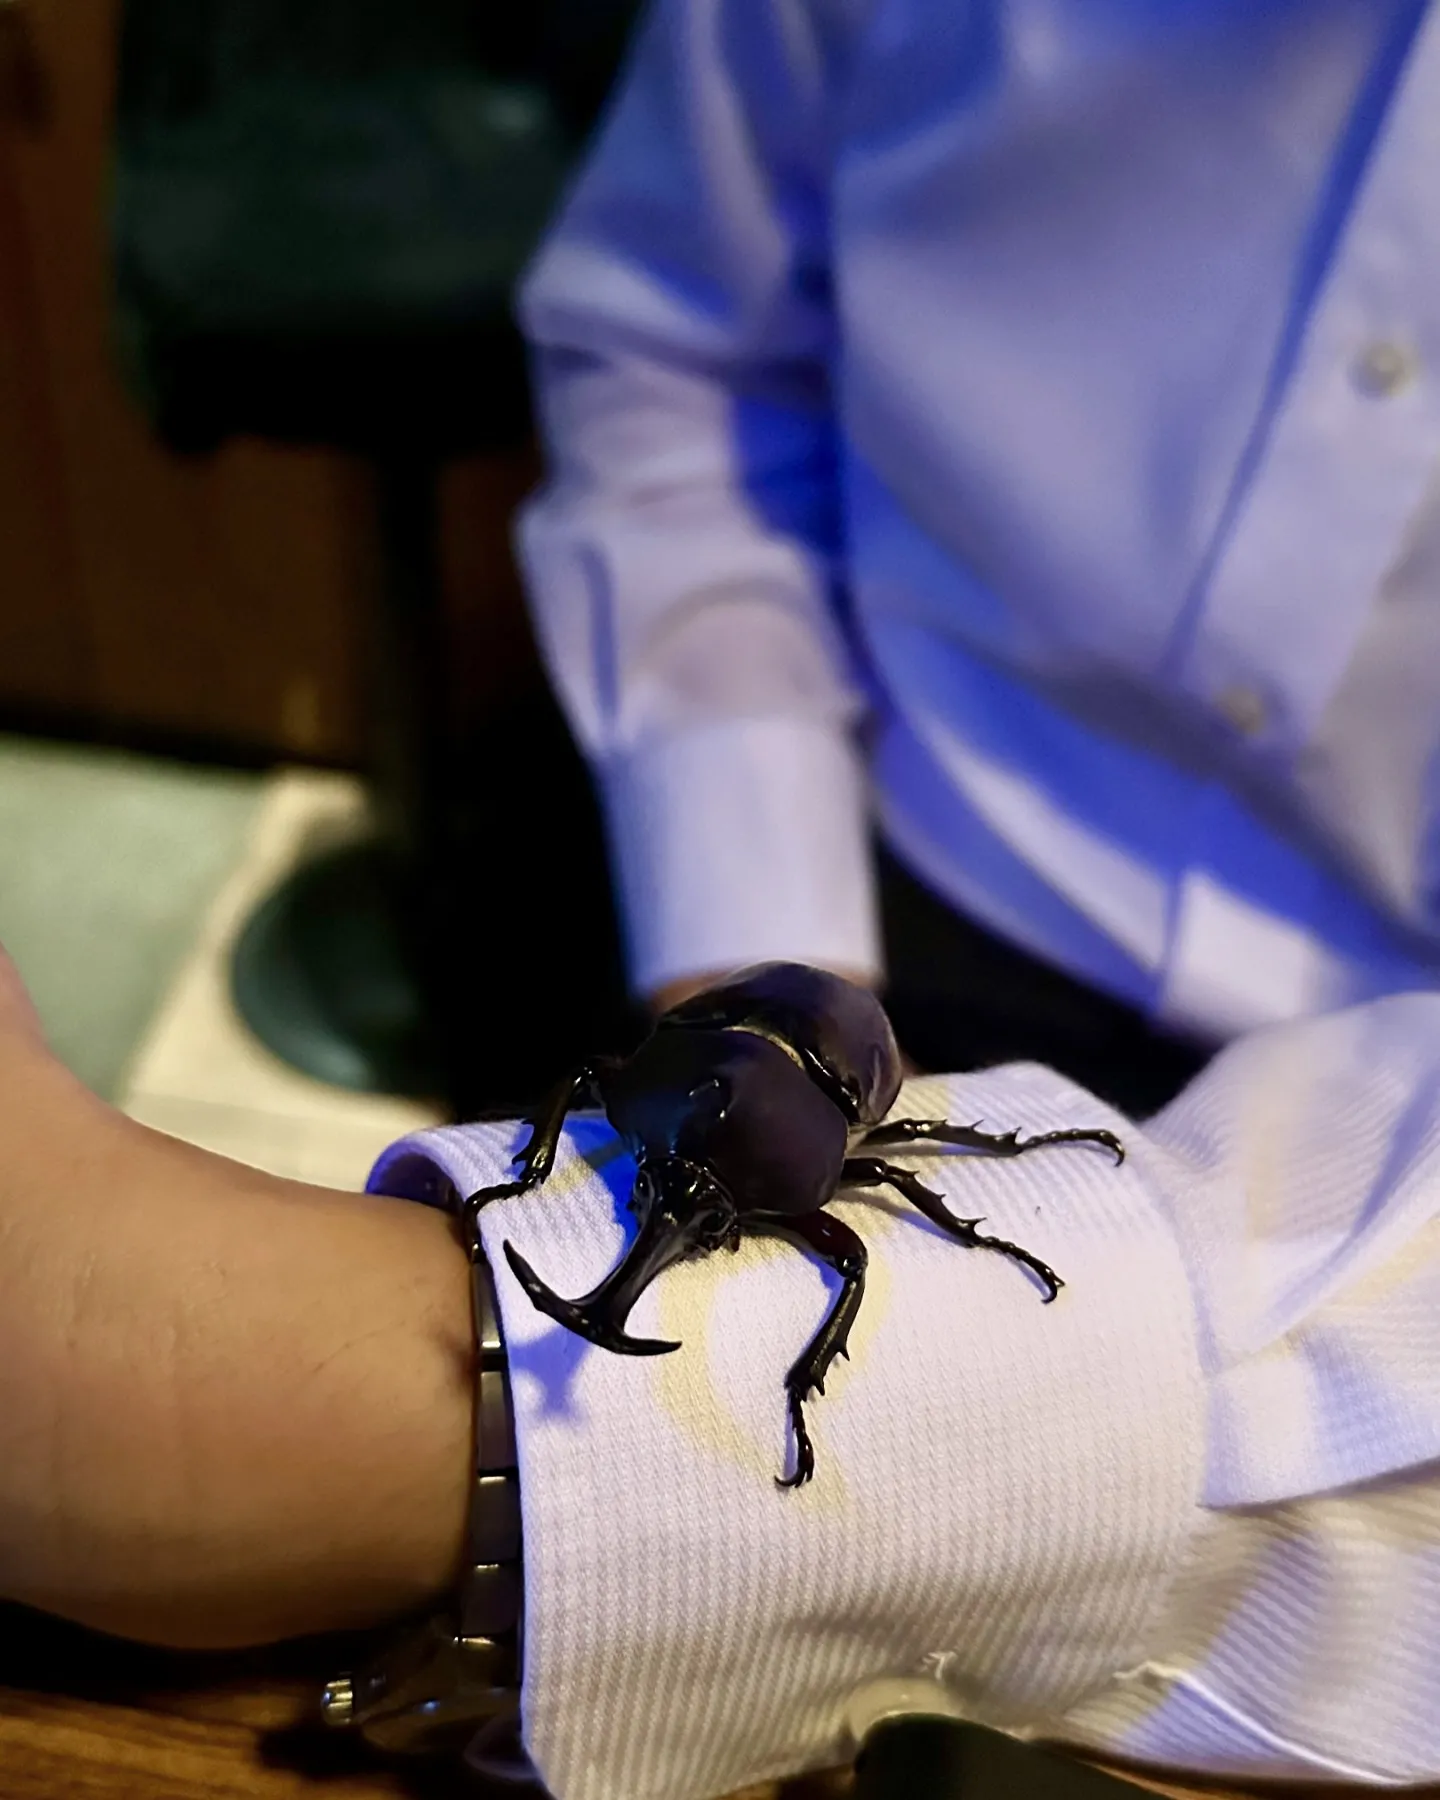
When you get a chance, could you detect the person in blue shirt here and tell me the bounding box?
[517,0,1440,1112]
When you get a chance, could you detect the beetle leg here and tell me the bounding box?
[861,1116,1123,1165]
[460,1062,608,1256]
[842,1156,1063,1302]
[749,1211,868,1489]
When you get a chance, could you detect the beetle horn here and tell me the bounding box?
[502,1197,688,1357]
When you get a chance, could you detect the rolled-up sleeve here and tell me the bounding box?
[517,0,880,996]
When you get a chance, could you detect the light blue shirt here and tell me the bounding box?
[517,0,1440,1042]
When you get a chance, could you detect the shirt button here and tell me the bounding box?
[1216,684,1268,737]
[1351,339,1418,398]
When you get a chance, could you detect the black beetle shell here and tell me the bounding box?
[601,1027,850,1216]
[656,962,902,1130]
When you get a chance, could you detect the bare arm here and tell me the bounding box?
[0,945,472,1650]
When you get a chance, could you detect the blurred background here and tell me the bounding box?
[1,0,643,1186]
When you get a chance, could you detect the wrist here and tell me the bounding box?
[147,1179,474,1648]
[0,1079,473,1648]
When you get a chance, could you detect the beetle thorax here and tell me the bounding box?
[719,1020,807,1074]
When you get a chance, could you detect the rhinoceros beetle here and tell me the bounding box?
[463,962,1122,1487]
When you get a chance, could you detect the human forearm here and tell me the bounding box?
[0,1027,471,1650]
[519,0,884,1000]
[524,388,884,999]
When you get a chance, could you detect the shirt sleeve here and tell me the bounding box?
[516,0,881,997]
[372,994,1440,1796]
[1060,992,1440,1785]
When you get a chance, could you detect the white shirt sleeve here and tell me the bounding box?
[1061,992,1440,1786]
[517,0,880,996]
[371,993,1440,1799]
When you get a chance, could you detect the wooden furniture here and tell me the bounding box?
[0,0,540,766]
[0,1601,845,1798]
[2,1600,1429,1800]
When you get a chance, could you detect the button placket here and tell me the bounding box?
[1175,7,1440,753]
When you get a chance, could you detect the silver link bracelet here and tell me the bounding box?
[320,1228,534,1780]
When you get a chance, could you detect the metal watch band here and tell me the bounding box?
[320,1229,530,1774]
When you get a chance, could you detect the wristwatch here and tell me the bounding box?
[319,1210,534,1781]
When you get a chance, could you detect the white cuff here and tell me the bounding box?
[371,1066,1204,1800]
[600,718,882,996]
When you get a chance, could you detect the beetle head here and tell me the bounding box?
[502,1157,737,1358]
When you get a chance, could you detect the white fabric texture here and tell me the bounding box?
[517,0,1440,1033]
[369,996,1440,1798]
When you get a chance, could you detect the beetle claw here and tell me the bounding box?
[777,1386,816,1487]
